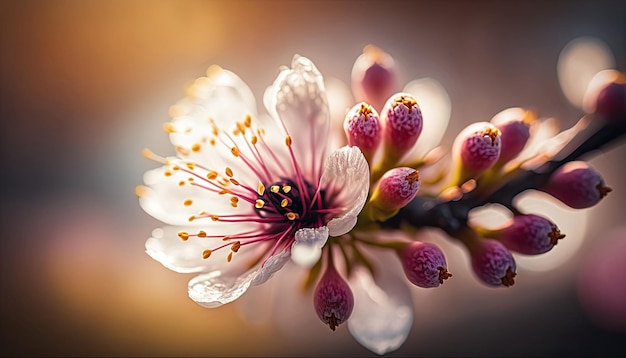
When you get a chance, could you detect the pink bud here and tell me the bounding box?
[376,167,421,210]
[351,45,398,111]
[595,82,626,122]
[343,102,382,162]
[451,122,501,185]
[499,214,565,255]
[399,242,451,288]
[314,264,354,331]
[490,108,533,165]
[471,239,517,287]
[542,161,612,209]
[381,93,423,156]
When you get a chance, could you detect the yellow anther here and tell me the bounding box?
[209,138,216,146]
[285,135,292,147]
[134,185,148,197]
[282,185,292,194]
[142,148,155,159]
[178,231,189,241]
[176,146,190,156]
[257,182,266,196]
[202,249,212,259]
[212,127,218,136]
[187,177,194,182]
[231,147,240,157]
[244,114,252,128]
[270,185,280,193]
[286,212,298,221]
[186,162,195,170]
[207,170,218,180]
[281,199,289,208]
[191,143,201,152]
[178,181,185,186]
[198,230,207,238]
[222,236,231,241]
[230,196,239,207]
[251,135,258,145]
[232,128,241,136]
[231,241,241,253]
[188,215,196,222]
[163,122,176,133]
[227,252,233,262]
[230,178,240,186]
[237,121,246,134]
[164,170,172,177]
[255,199,265,208]
[225,167,233,177]
[218,188,229,195]
[172,166,180,171]
[184,199,193,206]
[210,215,219,221]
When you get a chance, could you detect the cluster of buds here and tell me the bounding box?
[312,46,622,334]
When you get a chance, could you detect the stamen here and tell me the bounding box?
[225,167,233,177]
[255,199,265,208]
[244,114,252,128]
[230,196,239,207]
[198,230,207,238]
[163,122,176,133]
[231,241,241,252]
[202,249,212,259]
[192,143,201,152]
[178,231,189,241]
[188,215,196,222]
[135,185,149,197]
[207,170,218,180]
[230,178,240,186]
[258,182,266,196]
[184,199,193,206]
[271,185,280,193]
[286,212,298,221]
[251,135,258,145]
[227,252,233,262]
[281,198,289,207]
[285,135,292,147]
[282,185,292,194]
[186,162,195,170]
[231,147,240,157]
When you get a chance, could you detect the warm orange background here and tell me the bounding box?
[1,0,625,356]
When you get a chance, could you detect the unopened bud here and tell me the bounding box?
[583,70,626,122]
[451,122,501,185]
[541,161,612,209]
[497,214,565,255]
[398,241,451,288]
[314,263,354,331]
[351,45,398,111]
[368,167,421,222]
[344,102,382,162]
[490,108,533,165]
[380,93,423,164]
[470,239,517,287]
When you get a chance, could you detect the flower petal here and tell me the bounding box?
[188,269,257,308]
[348,267,414,355]
[321,146,370,236]
[265,55,330,181]
[145,225,258,274]
[291,227,329,267]
[251,250,291,285]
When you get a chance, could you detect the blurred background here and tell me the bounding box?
[1,0,625,356]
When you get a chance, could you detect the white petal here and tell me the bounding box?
[188,269,257,308]
[321,146,370,236]
[265,55,330,181]
[348,267,413,355]
[251,250,291,285]
[145,225,257,274]
[291,227,329,267]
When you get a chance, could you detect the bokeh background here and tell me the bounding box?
[1,0,625,356]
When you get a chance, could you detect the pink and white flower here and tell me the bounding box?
[137,55,369,308]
